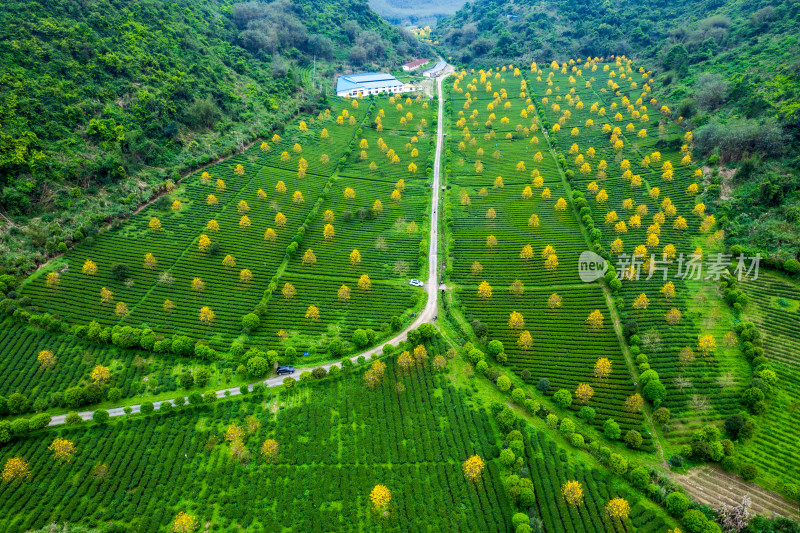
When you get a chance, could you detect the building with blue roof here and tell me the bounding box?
[335,72,412,97]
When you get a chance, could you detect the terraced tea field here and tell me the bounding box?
[17,96,434,356]
[0,355,514,532]
[737,272,800,490]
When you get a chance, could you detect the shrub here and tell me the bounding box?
[570,433,584,447]
[511,388,526,404]
[140,401,154,414]
[247,356,270,377]
[666,492,690,517]
[546,414,558,429]
[93,409,110,425]
[536,378,550,393]
[65,412,83,426]
[653,407,670,425]
[740,464,758,481]
[609,453,628,474]
[630,467,649,489]
[720,456,739,473]
[512,513,529,528]
[625,430,643,449]
[603,418,621,440]
[552,389,572,408]
[643,379,667,406]
[242,313,260,330]
[559,418,575,435]
[499,448,516,466]
[496,375,511,392]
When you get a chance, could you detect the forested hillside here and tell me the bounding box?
[436,0,800,270]
[0,0,424,275]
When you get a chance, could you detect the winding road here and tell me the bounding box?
[48,68,453,427]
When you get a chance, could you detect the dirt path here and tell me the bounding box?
[673,465,800,520]
[601,284,669,467]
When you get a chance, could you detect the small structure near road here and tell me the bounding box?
[402,58,429,72]
[336,72,413,97]
[422,61,447,78]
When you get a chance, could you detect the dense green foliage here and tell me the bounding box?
[0,352,514,532]
[0,0,424,275]
[436,0,800,264]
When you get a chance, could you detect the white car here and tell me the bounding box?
[409,279,424,287]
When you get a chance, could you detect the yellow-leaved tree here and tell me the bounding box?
[305,305,320,321]
[171,512,199,533]
[477,281,493,299]
[562,481,584,506]
[463,455,485,482]
[282,283,296,299]
[517,330,533,350]
[2,457,31,485]
[199,306,215,325]
[594,358,612,380]
[575,383,594,404]
[605,498,631,520]
[586,309,604,330]
[82,259,97,275]
[260,439,279,462]
[508,311,525,329]
[91,364,111,385]
[38,349,56,369]
[370,485,392,516]
[48,438,76,464]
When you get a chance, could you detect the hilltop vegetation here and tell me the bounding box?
[436,0,800,268]
[0,0,426,275]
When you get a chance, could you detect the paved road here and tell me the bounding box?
[48,68,452,427]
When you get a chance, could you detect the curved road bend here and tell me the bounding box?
[48,68,453,427]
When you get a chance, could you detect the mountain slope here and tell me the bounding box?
[436,0,800,268]
[0,0,424,275]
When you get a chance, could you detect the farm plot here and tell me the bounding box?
[285,177,430,280]
[339,126,434,182]
[527,61,743,433]
[22,163,330,349]
[459,283,649,447]
[252,274,419,353]
[0,320,185,402]
[0,358,513,532]
[250,98,371,177]
[20,98,374,349]
[249,96,436,353]
[524,428,670,532]
[448,180,588,287]
[366,94,435,132]
[737,273,800,487]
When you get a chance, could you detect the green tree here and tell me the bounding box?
[180,372,195,390]
[553,389,572,408]
[194,368,211,388]
[248,356,270,377]
[603,418,621,440]
[6,393,28,414]
[93,409,110,425]
[496,375,511,392]
[665,492,690,517]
